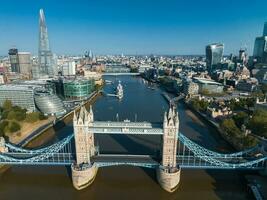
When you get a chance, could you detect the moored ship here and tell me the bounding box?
[116,81,123,99]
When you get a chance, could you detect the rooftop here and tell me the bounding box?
[193,77,223,86]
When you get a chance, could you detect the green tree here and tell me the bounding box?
[38,112,48,120]
[220,119,241,137]
[7,110,17,120]
[242,136,258,148]
[15,111,26,121]
[248,109,267,137]
[261,84,267,95]
[25,112,40,123]
[0,121,9,136]
[1,111,9,119]
[2,100,12,111]
[7,121,20,133]
[246,98,255,110]
[190,99,201,111]
[232,111,248,128]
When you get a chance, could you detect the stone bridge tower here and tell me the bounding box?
[71,105,98,190]
[157,105,181,192]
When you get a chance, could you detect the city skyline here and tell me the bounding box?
[0,0,267,55]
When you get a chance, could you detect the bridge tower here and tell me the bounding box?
[71,105,98,190]
[156,105,181,193]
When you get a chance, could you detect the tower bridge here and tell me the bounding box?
[0,106,266,193]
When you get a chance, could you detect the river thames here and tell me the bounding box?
[0,76,250,199]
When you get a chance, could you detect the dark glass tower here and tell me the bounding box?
[206,43,224,73]
[263,22,267,37]
[253,22,267,64]
[8,48,20,73]
[38,9,54,77]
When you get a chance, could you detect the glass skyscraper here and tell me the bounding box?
[38,9,54,78]
[253,22,267,64]
[263,22,267,37]
[8,48,20,73]
[206,43,224,73]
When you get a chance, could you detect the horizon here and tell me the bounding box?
[0,0,267,56]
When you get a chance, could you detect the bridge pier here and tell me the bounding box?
[71,163,98,190]
[71,106,98,190]
[156,167,181,193]
[157,106,181,193]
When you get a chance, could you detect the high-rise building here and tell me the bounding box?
[206,43,224,73]
[0,85,36,112]
[18,52,32,76]
[253,22,267,64]
[8,48,20,73]
[62,61,76,76]
[263,22,267,36]
[38,9,54,77]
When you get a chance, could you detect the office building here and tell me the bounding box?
[18,52,32,76]
[38,9,54,77]
[8,48,20,73]
[253,22,267,64]
[0,85,36,112]
[34,90,66,117]
[63,78,95,100]
[62,61,76,76]
[206,43,224,73]
[193,77,224,94]
[263,22,267,36]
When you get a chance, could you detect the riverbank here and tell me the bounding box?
[0,90,100,171]
[8,116,55,145]
[184,101,241,150]
[24,91,101,148]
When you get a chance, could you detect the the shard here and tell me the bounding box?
[38,9,54,77]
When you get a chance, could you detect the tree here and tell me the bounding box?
[261,84,267,95]
[246,98,255,110]
[0,121,9,136]
[242,136,258,148]
[248,109,267,137]
[15,111,26,121]
[2,100,12,111]
[25,112,40,123]
[7,121,20,133]
[7,110,17,120]
[38,112,48,120]
[232,111,248,128]
[220,119,241,137]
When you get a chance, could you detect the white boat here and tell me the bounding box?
[116,81,123,99]
[105,80,112,84]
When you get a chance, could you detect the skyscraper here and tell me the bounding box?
[253,22,267,64]
[18,52,32,76]
[8,48,20,73]
[263,22,267,36]
[206,43,224,73]
[38,9,54,78]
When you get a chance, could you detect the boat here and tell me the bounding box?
[105,80,112,84]
[116,81,123,99]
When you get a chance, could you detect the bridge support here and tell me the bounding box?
[157,106,180,193]
[71,106,98,190]
[259,141,267,176]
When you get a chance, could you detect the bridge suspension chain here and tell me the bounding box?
[0,135,74,164]
[5,134,74,154]
[180,134,267,169]
[179,133,259,158]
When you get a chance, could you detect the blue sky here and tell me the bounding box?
[0,0,266,55]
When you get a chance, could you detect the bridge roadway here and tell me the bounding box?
[90,121,163,135]
[102,73,140,76]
